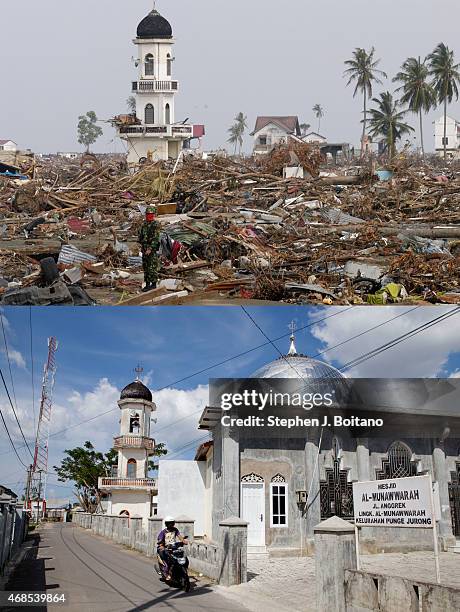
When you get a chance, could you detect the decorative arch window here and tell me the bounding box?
[145,104,154,125]
[119,510,130,517]
[270,474,287,527]
[165,103,171,125]
[129,413,140,434]
[166,53,172,76]
[376,441,418,480]
[241,473,264,483]
[127,458,137,478]
[320,437,353,520]
[145,54,154,76]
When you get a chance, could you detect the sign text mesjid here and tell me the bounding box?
[353,475,434,528]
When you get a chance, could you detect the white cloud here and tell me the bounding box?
[3,348,26,369]
[310,307,460,378]
[450,370,460,378]
[153,385,209,458]
[0,378,210,495]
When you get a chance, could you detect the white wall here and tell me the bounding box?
[434,116,460,156]
[125,136,177,164]
[157,460,209,536]
[0,141,17,152]
[253,123,289,150]
[110,490,152,527]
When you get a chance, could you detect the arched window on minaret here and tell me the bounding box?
[129,413,140,434]
[165,104,171,125]
[145,104,155,125]
[166,54,172,76]
[145,54,154,76]
[127,458,137,478]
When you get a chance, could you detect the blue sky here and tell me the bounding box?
[1,306,459,503]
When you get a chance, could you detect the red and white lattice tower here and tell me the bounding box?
[29,337,58,518]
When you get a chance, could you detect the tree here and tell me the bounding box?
[312,104,324,132]
[393,57,436,156]
[77,111,103,152]
[299,123,311,136]
[366,91,414,160]
[344,48,387,154]
[428,43,460,160]
[54,440,168,513]
[126,96,136,114]
[227,112,248,155]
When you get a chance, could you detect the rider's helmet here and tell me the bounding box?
[164,516,175,528]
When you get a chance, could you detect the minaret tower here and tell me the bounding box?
[99,368,158,521]
[116,2,202,165]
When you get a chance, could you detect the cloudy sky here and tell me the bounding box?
[0,305,459,504]
[2,0,460,154]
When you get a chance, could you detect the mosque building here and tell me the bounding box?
[157,331,460,556]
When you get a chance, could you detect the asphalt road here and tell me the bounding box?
[4,523,248,612]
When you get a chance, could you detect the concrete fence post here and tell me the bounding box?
[175,516,195,540]
[112,517,122,543]
[314,516,357,612]
[130,517,143,549]
[147,517,163,558]
[218,517,248,587]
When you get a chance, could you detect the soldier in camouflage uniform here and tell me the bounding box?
[138,206,161,292]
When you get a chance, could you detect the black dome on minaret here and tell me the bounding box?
[120,380,153,402]
[137,10,173,39]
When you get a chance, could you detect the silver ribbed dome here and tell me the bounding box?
[252,335,344,380]
[252,355,344,379]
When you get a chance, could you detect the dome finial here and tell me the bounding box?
[288,321,298,356]
[134,364,144,381]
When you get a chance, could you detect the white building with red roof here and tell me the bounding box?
[251,116,301,155]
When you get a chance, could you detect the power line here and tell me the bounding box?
[0,401,28,468]
[0,368,34,459]
[136,306,422,439]
[29,307,36,431]
[0,307,353,457]
[1,313,19,415]
[340,307,460,372]
[0,314,34,459]
[311,306,420,360]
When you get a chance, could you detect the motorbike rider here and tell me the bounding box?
[157,516,188,581]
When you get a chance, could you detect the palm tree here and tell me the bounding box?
[300,122,311,136]
[227,112,248,155]
[393,57,436,156]
[312,104,324,132]
[366,92,414,160]
[344,48,387,154]
[428,43,460,160]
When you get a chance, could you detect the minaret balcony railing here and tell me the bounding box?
[113,435,154,450]
[132,80,179,93]
[118,125,194,138]
[98,477,158,490]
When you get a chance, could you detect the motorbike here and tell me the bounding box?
[154,541,190,592]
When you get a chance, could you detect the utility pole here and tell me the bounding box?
[25,464,32,510]
[36,472,42,522]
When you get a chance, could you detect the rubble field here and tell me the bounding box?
[0,146,459,306]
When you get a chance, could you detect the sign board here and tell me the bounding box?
[353,475,434,529]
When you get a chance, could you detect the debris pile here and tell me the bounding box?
[1,150,459,305]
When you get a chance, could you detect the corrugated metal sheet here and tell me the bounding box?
[57,244,97,265]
